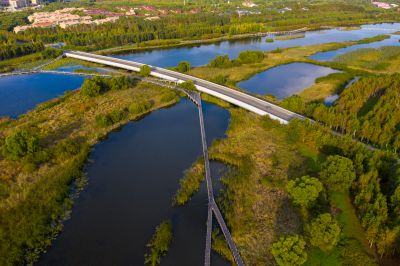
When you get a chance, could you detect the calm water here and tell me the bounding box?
[324,94,339,106]
[56,65,109,72]
[237,62,339,98]
[310,34,400,61]
[0,73,85,118]
[37,99,231,266]
[114,23,400,67]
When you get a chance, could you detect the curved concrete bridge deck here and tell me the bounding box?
[65,50,305,124]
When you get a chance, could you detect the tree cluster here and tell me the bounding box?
[208,50,265,68]
[310,75,400,151]
[81,76,132,97]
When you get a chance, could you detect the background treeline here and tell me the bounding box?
[0,41,44,60]
[0,1,395,54]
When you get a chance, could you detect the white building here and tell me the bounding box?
[242,1,257,8]
[1,0,41,9]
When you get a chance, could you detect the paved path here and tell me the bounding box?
[65,50,305,124]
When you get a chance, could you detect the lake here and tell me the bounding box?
[0,73,85,118]
[237,63,339,99]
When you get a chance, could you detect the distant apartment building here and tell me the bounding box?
[372,1,392,9]
[242,1,257,8]
[1,0,41,9]
[0,0,9,7]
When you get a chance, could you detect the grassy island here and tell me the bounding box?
[145,221,173,266]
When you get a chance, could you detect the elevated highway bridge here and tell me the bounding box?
[65,51,305,124]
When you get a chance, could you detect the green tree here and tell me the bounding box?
[376,226,399,257]
[237,50,264,64]
[2,130,39,160]
[109,76,131,90]
[320,155,356,191]
[41,47,62,59]
[271,235,307,266]
[81,78,102,97]
[208,55,232,68]
[287,176,323,208]
[308,213,341,252]
[140,65,151,77]
[391,185,400,217]
[176,61,191,72]
[178,80,196,91]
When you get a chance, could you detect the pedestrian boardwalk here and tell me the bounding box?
[194,93,245,266]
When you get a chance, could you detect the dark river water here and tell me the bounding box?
[37,99,231,266]
[237,62,339,98]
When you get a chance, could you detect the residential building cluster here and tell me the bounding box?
[0,0,40,10]
[12,4,203,33]
[13,7,132,33]
[372,1,399,9]
[242,1,257,8]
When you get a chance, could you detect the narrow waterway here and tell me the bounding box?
[237,62,339,99]
[37,99,231,266]
[310,34,400,61]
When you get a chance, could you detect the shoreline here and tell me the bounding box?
[94,20,399,56]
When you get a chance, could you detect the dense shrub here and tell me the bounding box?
[95,109,127,127]
[54,139,81,162]
[129,100,153,114]
[209,55,232,68]
[176,61,191,72]
[236,50,265,64]
[178,80,196,91]
[160,91,178,103]
[81,76,132,97]
[208,50,264,68]
[109,76,131,90]
[2,130,39,160]
[81,78,103,97]
[41,47,63,59]
[140,65,151,76]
